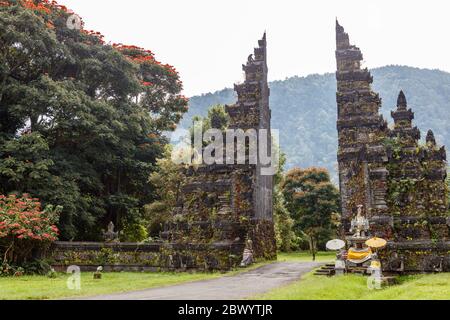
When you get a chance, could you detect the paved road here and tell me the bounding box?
[81,261,321,300]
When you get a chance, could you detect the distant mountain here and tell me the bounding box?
[181,66,450,182]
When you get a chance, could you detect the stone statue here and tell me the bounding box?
[103,221,119,243]
[240,239,254,267]
[346,205,373,267]
[93,266,103,279]
[335,250,347,275]
[367,252,382,276]
[350,205,369,238]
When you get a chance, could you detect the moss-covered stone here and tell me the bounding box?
[335,21,449,273]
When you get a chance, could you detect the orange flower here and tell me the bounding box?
[140,81,153,87]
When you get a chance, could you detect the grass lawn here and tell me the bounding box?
[0,260,270,300]
[5,251,447,300]
[0,252,329,300]
[0,271,222,300]
[277,251,335,262]
[256,271,450,300]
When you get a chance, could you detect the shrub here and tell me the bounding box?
[120,221,148,243]
[0,194,61,265]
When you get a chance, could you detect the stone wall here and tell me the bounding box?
[49,241,244,272]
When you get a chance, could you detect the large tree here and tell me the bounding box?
[273,151,297,252]
[281,167,340,260]
[145,145,186,238]
[0,0,188,240]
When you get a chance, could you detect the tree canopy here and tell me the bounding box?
[281,167,340,259]
[0,0,189,240]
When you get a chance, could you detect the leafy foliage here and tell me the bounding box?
[281,167,340,260]
[145,146,186,237]
[189,104,229,146]
[0,1,188,240]
[273,151,297,252]
[120,220,148,243]
[0,194,61,265]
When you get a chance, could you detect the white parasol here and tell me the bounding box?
[326,239,346,251]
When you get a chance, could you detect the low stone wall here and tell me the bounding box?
[380,240,450,273]
[49,241,245,272]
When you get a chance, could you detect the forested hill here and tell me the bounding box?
[181,66,450,181]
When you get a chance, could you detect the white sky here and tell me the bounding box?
[58,0,450,97]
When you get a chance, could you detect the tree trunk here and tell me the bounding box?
[309,235,316,261]
[3,238,14,264]
[0,72,9,105]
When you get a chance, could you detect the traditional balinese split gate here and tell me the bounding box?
[335,21,449,273]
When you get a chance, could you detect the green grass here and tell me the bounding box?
[277,251,335,262]
[0,260,272,300]
[0,271,222,300]
[4,251,448,300]
[0,252,328,300]
[256,271,450,300]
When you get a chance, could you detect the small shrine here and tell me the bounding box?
[346,205,372,269]
[319,204,388,279]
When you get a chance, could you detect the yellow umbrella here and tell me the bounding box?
[365,237,387,249]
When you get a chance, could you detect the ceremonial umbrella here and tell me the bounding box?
[365,237,387,249]
[326,239,346,251]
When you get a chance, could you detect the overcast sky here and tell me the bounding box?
[58,0,450,97]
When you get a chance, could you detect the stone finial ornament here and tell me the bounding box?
[426,129,436,146]
[397,90,407,110]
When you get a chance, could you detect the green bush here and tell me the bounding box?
[120,222,149,243]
